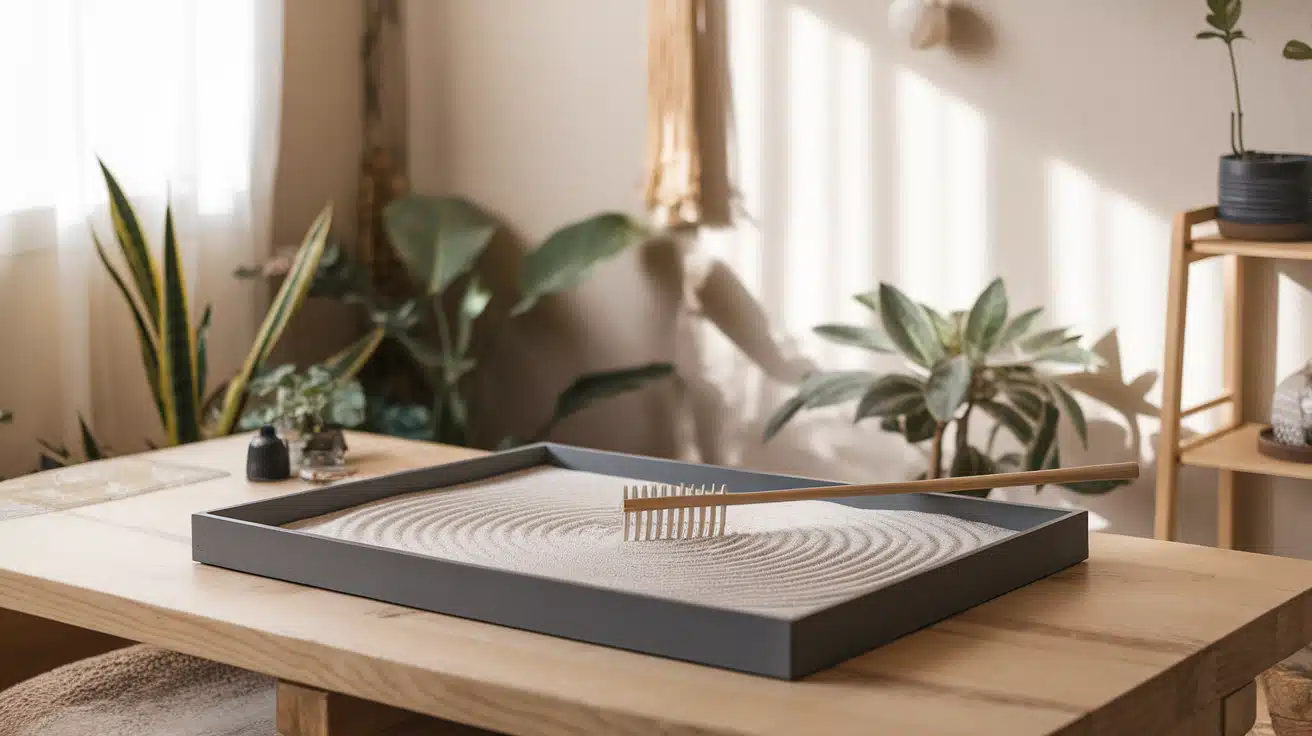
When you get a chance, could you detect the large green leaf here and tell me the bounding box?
[531,363,673,440]
[992,306,1043,353]
[797,371,878,408]
[921,304,957,354]
[978,400,1034,444]
[813,324,895,353]
[950,445,996,497]
[963,278,1008,357]
[92,230,164,426]
[902,409,937,443]
[925,356,971,422]
[1046,379,1089,449]
[877,283,945,368]
[854,374,926,421]
[1287,40,1312,60]
[763,395,806,442]
[512,213,648,316]
[1025,403,1060,473]
[158,208,201,445]
[215,205,333,435]
[99,160,161,328]
[384,195,498,296]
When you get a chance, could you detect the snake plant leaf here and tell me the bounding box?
[813,324,895,353]
[196,304,213,399]
[533,362,674,441]
[457,276,493,356]
[992,307,1043,353]
[324,327,386,380]
[92,230,164,426]
[877,283,944,368]
[511,213,648,317]
[384,195,498,297]
[159,207,201,445]
[98,160,161,328]
[1287,40,1312,60]
[925,355,971,422]
[854,374,926,421]
[78,414,104,462]
[978,400,1034,444]
[215,205,332,435]
[963,278,1008,357]
[1045,379,1089,448]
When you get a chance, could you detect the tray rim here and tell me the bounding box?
[192,442,1088,679]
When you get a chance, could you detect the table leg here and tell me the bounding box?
[276,680,501,735]
[1166,680,1257,736]
[0,606,131,692]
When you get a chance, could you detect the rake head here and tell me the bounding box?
[622,483,728,541]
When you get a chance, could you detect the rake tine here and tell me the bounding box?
[623,485,631,542]
[718,484,728,536]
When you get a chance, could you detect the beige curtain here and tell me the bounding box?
[645,0,733,229]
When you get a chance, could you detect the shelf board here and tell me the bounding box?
[1180,422,1312,481]
[1191,235,1312,261]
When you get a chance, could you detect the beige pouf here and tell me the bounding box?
[0,645,273,736]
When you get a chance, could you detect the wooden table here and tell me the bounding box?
[0,433,1310,735]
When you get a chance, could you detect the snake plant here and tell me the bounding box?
[764,279,1128,497]
[94,162,348,446]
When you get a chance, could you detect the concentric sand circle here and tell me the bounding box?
[288,467,1013,618]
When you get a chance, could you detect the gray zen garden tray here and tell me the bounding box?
[192,443,1087,680]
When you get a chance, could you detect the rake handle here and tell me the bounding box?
[621,462,1139,513]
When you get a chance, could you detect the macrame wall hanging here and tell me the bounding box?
[645,0,734,230]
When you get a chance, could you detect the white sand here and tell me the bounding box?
[287,466,1014,619]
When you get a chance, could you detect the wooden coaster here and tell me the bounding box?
[1218,219,1312,242]
[1257,427,1312,463]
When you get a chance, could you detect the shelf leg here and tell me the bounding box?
[1155,213,1193,541]
[1217,255,1245,550]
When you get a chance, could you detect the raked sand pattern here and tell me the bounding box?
[287,466,1015,618]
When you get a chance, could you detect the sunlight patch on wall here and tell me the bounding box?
[834,32,874,333]
[894,68,989,309]
[784,6,832,344]
[1277,270,1312,380]
[1045,160,1098,327]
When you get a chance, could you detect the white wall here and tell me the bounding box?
[404,0,1312,553]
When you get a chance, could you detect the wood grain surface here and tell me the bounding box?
[0,433,1309,735]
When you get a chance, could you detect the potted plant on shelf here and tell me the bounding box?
[764,279,1131,497]
[239,364,367,472]
[1198,0,1312,240]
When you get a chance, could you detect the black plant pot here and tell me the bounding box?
[1217,153,1312,241]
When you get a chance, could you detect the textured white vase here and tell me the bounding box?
[888,0,950,50]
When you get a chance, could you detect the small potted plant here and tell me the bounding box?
[240,364,367,470]
[1198,0,1311,239]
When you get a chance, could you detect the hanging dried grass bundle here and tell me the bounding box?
[646,0,733,229]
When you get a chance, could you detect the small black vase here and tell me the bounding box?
[247,425,291,482]
[1218,153,1310,228]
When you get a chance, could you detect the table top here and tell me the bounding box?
[0,433,1309,736]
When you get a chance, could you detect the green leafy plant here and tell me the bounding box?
[240,195,674,448]
[93,162,364,447]
[764,279,1129,497]
[1197,0,1250,156]
[239,364,367,436]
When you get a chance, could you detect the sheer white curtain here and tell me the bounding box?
[0,0,283,473]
